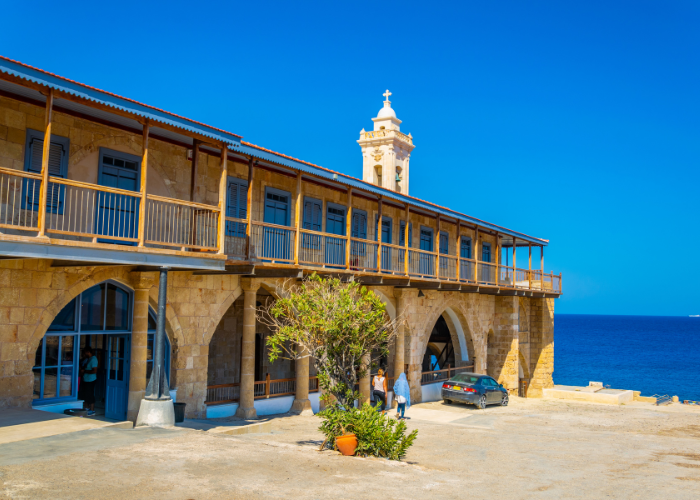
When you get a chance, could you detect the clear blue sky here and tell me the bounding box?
[2,1,698,315]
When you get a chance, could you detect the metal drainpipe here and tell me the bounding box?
[145,267,171,401]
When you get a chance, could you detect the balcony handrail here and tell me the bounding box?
[225,216,248,224]
[49,175,141,198]
[408,247,438,257]
[146,193,219,211]
[349,235,380,245]
[0,166,42,180]
[252,220,296,231]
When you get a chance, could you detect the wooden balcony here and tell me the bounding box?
[0,166,561,295]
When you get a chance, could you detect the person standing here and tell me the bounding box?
[393,372,411,420]
[79,347,98,416]
[372,368,388,412]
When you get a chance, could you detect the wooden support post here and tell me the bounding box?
[495,232,500,284]
[404,205,410,276]
[376,197,382,272]
[217,145,228,255]
[346,188,352,269]
[294,172,302,265]
[189,140,200,203]
[474,227,479,282]
[435,214,441,278]
[245,158,254,260]
[528,243,532,289]
[265,372,270,398]
[37,89,54,238]
[456,220,461,281]
[137,121,149,247]
[541,245,544,273]
[512,238,517,286]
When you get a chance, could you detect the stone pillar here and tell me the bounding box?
[127,280,152,422]
[407,363,422,404]
[291,346,313,415]
[527,297,554,397]
[236,278,259,419]
[492,296,519,394]
[359,353,371,406]
[392,289,408,407]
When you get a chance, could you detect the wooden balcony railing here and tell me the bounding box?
[421,364,474,385]
[0,167,41,231]
[0,165,561,294]
[206,375,320,406]
[250,221,296,264]
[145,195,219,251]
[408,248,436,277]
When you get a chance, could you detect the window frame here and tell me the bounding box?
[225,175,248,239]
[482,242,492,263]
[419,226,434,252]
[325,202,346,237]
[351,208,368,240]
[32,280,134,406]
[460,236,472,259]
[375,214,393,244]
[399,220,413,248]
[22,128,70,214]
[263,186,292,227]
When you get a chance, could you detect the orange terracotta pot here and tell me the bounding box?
[336,433,358,456]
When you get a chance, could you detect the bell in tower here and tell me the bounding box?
[358,90,415,194]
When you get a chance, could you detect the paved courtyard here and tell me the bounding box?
[1,398,699,499]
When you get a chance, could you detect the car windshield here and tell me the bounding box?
[451,374,480,384]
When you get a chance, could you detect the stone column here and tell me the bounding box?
[359,353,371,406]
[392,289,408,407]
[492,296,519,394]
[527,297,554,397]
[127,274,154,422]
[291,346,313,415]
[236,278,259,419]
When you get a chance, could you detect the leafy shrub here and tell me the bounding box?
[318,403,418,460]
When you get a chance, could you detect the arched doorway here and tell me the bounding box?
[32,281,170,420]
[422,316,456,373]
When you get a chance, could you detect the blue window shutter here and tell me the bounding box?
[23,129,69,214]
[352,211,367,239]
[460,237,471,259]
[439,231,449,254]
[303,199,322,231]
[226,178,247,237]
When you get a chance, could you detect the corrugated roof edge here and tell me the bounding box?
[0,55,243,146]
[240,141,549,246]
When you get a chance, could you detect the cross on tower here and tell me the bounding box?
[383,89,392,102]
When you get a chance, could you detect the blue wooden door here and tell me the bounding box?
[105,334,130,420]
[96,155,139,243]
[225,178,248,255]
[350,210,368,268]
[325,206,345,266]
[419,228,433,275]
[263,191,290,260]
[377,217,392,271]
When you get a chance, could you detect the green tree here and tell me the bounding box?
[259,274,399,407]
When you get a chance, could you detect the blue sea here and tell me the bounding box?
[554,314,700,402]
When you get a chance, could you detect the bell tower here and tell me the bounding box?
[358,90,415,194]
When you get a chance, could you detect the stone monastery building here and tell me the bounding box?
[0,56,560,421]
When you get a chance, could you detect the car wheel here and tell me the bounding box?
[477,395,487,409]
[444,399,453,404]
[501,393,509,406]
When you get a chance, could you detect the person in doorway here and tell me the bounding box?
[393,372,411,420]
[372,368,388,412]
[79,347,98,416]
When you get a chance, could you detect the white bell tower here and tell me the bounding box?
[358,90,415,194]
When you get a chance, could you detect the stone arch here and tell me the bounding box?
[27,267,138,360]
[202,285,242,346]
[415,300,476,370]
[518,350,530,380]
[371,288,396,320]
[146,294,185,349]
[518,297,529,333]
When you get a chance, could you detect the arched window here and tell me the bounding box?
[32,282,170,405]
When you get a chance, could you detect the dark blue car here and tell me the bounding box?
[441,372,509,409]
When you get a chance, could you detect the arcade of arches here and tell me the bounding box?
[0,261,554,420]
